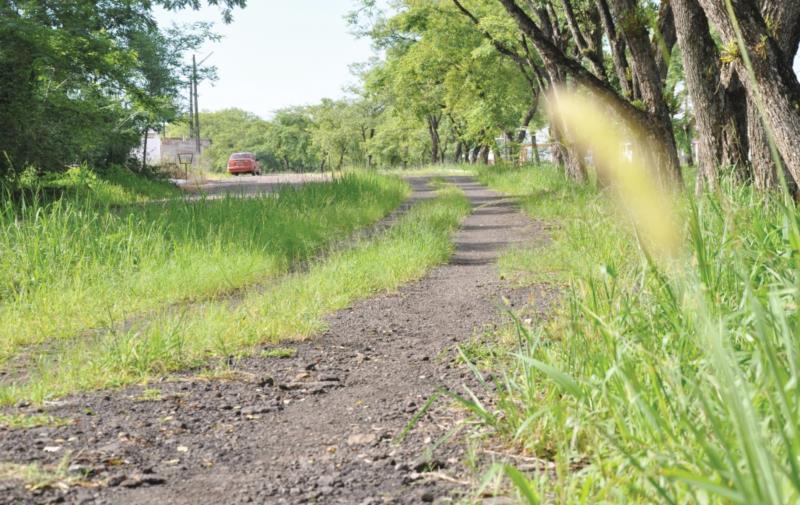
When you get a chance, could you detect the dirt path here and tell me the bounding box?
[0,177,552,505]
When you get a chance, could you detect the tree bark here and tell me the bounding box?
[673,0,745,190]
[697,0,800,188]
[653,1,677,83]
[454,142,463,164]
[744,0,800,190]
[595,0,632,97]
[498,0,681,185]
[428,114,441,164]
[478,145,489,164]
[606,0,683,186]
[559,0,607,81]
[141,128,148,173]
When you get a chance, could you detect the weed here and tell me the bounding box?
[473,163,800,503]
[0,455,78,490]
[134,388,163,402]
[260,347,297,359]
[0,413,70,430]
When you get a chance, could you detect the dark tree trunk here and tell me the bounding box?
[560,0,607,81]
[673,0,745,190]
[470,145,481,164]
[477,145,489,165]
[530,131,541,165]
[607,0,682,186]
[595,0,632,97]
[141,129,148,173]
[653,1,677,84]
[697,0,800,188]
[453,142,463,164]
[683,123,694,167]
[428,114,441,164]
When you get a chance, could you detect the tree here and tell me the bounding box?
[696,0,800,188]
[0,0,244,178]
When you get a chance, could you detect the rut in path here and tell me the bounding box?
[0,176,553,505]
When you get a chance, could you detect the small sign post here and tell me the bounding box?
[177,152,194,180]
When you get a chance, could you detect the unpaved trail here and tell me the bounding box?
[0,176,554,505]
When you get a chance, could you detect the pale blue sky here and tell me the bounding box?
[157,1,374,119]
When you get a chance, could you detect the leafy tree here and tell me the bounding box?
[0,0,244,179]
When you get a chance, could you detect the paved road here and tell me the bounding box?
[174,173,332,198]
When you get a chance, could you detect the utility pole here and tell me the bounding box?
[188,79,194,141]
[193,54,201,155]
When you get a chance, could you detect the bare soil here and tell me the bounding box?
[0,176,554,505]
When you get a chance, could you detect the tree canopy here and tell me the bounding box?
[0,0,244,178]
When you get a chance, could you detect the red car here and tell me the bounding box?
[227,152,262,175]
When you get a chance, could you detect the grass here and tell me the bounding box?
[8,164,181,205]
[0,413,70,430]
[0,171,408,365]
[260,347,298,359]
[0,185,471,405]
[468,163,800,504]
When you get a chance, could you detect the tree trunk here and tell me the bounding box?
[470,145,481,164]
[747,97,778,189]
[531,131,541,165]
[141,128,148,173]
[498,0,681,186]
[683,123,694,167]
[479,145,490,164]
[697,0,800,188]
[560,0,607,81]
[607,0,683,186]
[653,1,677,84]
[454,142,463,164]
[673,0,742,190]
[428,115,441,164]
[595,0,632,97]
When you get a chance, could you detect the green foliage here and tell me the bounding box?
[0,1,240,177]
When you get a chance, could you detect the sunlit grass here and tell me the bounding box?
[472,160,800,504]
[0,186,471,405]
[0,172,408,365]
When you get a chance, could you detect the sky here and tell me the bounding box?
[158,2,800,121]
[156,1,375,119]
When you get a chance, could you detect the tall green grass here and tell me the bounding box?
[473,164,800,504]
[0,172,408,364]
[0,186,470,405]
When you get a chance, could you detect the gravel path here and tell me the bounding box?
[0,176,553,505]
